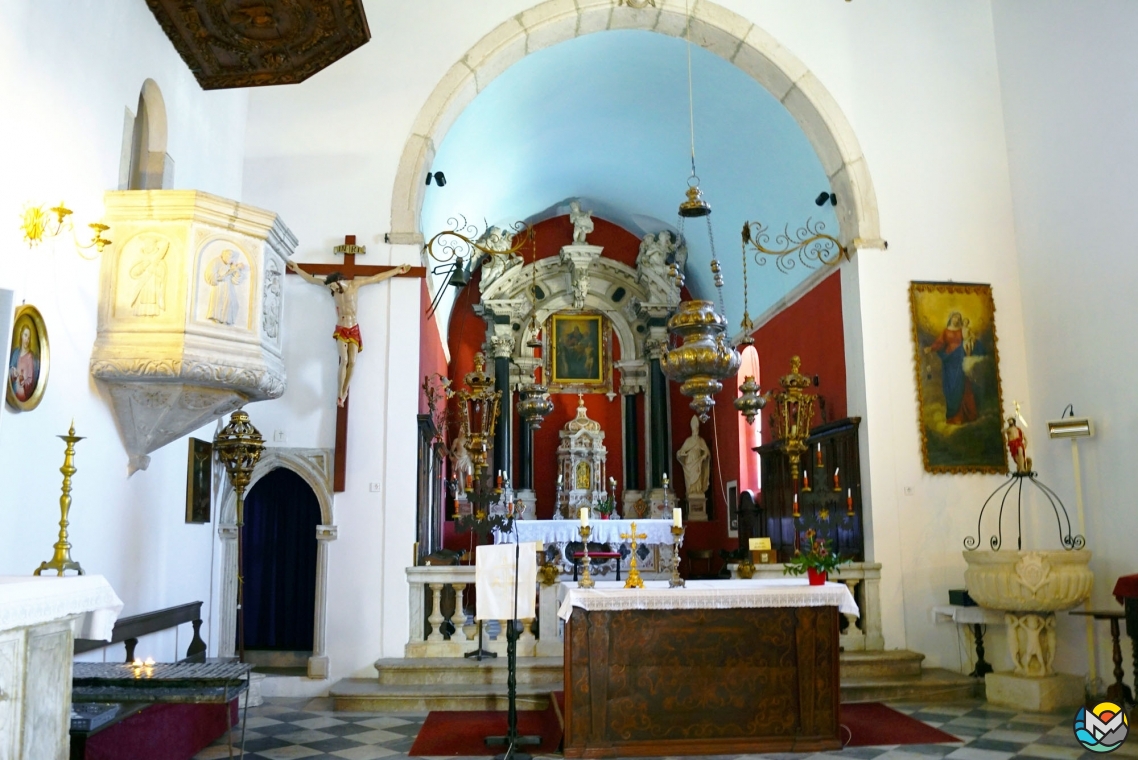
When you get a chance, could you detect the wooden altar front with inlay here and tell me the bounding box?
[563,604,841,757]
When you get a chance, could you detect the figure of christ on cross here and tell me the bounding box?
[287,258,412,406]
[286,236,425,493]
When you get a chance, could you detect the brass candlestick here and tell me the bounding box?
[621,522,648,589]
[35,422,85,576]
[577,525,595,589]
[669,525,686,588]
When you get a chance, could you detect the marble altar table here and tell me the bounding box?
[558,579,857,758]
[0,575,123,760]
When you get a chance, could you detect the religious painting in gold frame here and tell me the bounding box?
[186,437,213,523]
[909,282,1006,474]
[545,312,611,394]
[6,304,49,412]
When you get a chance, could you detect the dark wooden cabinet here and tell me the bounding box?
[753,417,864,562]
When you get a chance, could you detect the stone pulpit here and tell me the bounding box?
[557,396,608,518]
[91,190,297,472]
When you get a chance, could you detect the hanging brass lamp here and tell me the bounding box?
[661,301,741,422]
[517,381,554,429]
[734,375,766,425]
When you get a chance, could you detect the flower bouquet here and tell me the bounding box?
[783,529,849,585]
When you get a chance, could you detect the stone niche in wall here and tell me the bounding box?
[91,190,298,473]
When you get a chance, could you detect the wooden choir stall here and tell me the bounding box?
[557,579,859,757]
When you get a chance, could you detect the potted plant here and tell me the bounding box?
[783,529,849,585]
[594,493,616,520]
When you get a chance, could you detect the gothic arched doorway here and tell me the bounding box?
[243,467,320,669]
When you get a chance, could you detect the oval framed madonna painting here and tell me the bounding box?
[6,304,49,411]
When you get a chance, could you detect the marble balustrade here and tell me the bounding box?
[405,561,884,657]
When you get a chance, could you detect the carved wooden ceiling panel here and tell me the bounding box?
[145,0,370,90]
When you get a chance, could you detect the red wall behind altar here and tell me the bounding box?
[699,270,847,555]
[438,220,846,563]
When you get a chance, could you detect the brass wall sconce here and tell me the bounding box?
[21,202,111,258]
[771,356,818,485]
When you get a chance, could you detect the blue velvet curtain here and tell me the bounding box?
[244,468,319,651]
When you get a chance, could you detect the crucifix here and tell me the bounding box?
[287,235,425,492]
[620,521,648,589]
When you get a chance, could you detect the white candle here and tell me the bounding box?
[673,507,682,527]
[580,507,589,528]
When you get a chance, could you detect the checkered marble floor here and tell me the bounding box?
[193,698,1136,760]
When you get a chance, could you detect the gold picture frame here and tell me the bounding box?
[6,304,49,412]
[909,281,1006,474]
[544,312,611,394]
[186,438,213,523]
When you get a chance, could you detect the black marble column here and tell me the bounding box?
[649,357,669,488]
[624,393,640,490]
[493,355,512,481]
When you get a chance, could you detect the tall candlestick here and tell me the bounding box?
[580,507,588,528]
[672,507,682,527]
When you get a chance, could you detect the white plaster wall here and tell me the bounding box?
[992,0,1138,681]
[0,2,248,661]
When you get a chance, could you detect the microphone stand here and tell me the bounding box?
[485,504,541,759]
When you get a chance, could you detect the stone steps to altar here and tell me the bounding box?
[371,656,564,685]
[329,650,979,712]
[330,679,553,712]
[840,666,983,703]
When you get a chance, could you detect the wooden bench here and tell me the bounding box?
[74,601,207,663]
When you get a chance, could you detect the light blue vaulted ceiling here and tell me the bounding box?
[421,29,839,333]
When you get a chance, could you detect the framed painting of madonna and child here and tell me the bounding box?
[909,282,1006,474]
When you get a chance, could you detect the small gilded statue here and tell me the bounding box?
[1003,416,1032,473]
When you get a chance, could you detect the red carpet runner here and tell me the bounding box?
[841,703,960,747]
[410,696,957,755]
[409,700,563,756]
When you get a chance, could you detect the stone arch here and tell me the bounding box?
[216,448,336,678]
[128,78,170,190]
[388,0,881,251]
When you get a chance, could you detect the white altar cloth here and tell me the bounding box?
[0,575,123,640]
[496,519,674,546]
[557,578,859,621]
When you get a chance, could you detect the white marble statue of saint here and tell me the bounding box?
[450,431,474,491]
[569,201,593,245]
[676,415,710,499]
[205,249,246,325]
[477,225,520,285]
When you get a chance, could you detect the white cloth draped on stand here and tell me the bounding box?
[475,542,538,621]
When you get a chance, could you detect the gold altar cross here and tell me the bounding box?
[620,521,648,589]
